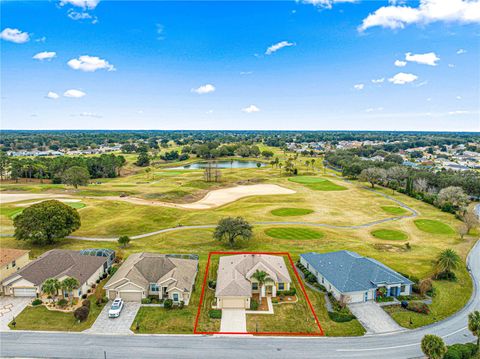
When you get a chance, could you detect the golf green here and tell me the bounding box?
[288,176,347,191]
[381,206,408,215]
[371,229,408,241]
[414,219,455,235]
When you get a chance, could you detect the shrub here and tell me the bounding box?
[96,298,103,307]
[57,298,68,307]
[436,271,457,281]
[81,294,87,299]
[406,302,430,314]
[209,309,222,319]
[208,280,216,289]
[96,279,100,284]
[108,266,118,276]
[103,296,109,303]
[444,343,478,359]
[87,289,91,294]
[314,283,327,292]
[305,273,317,284]
[91,284,96,289]
[82,299,90,308]
[74,306,90,322]
[401,301,408,308]
[164,299,173,309]
[278,288,296,296]
[328,311,355,323]
[178,301,185,309]
[419,278,433,295]
[271,297,279,304]
[250,299,259,310]
[141,298,152,304]
[31,299,43,306]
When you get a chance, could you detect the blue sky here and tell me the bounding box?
[1,0,479,131]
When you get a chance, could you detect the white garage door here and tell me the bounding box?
[222,298,246,309]
[13,288,36,297]
[119,291,142,302]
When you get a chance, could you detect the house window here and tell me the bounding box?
[278,283,285,291]
[173,293,179,302]
[12,260,16,268]
[252,283,258,290]
[150,283,159,292]
[401,285,405,292]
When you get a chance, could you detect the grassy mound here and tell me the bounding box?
[288,176,347,191]
[271,208,314,217]
[371,229,408,241]
[381,206,407,215]
[265,227,324,240]
[414,219,455,235]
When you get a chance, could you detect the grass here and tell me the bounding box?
[414,219,455,235]
[271,208,314,217]
[132,306,197,334]
[0,202,85,220]
[381,206,408,215]
[371,229,408,241]
[288,176,347,191]
[265,227,324,240]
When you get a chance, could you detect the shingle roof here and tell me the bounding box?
[0,248,29,267]
[301,251,413,293]
[4,249,107,286]
[215,254,292,297]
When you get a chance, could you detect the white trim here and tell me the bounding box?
[114,280,144,291]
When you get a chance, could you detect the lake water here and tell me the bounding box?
[168,160,265,170]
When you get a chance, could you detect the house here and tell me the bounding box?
[300,251,413,304]
[1,249,108,298]
[215,254,292,309]
[0,248,30,284]
[104,253,198,304]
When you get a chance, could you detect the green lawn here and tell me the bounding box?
[265,227,324,240]
[371,229,408,241]
[132,306,197,334]
[271,208,314,217]
[288,176,347,191]
[381,206,408,215]
[0,201,85,220]
[414,219,455,235]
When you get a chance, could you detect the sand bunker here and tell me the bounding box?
[0,193,73,204]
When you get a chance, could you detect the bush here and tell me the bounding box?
[328,311,355,323]
[444,343,478,359]
[406,302,430,314]
[141,298,152,304]
[82,299,90,308]
[74,305,90,322]
[209,309,222,319]
[164,299,173,309]
[250,299,259,310]
[108,266,118,276]
[31,299,43,306]
[81,294,87,299]
[271,297,279,304]
[314,283,327,292]
[96,298,103,307]
[401,301,408,309]
[57,298,68,307]
[178,301,185,309]
[278,288,296,296]
[208,280,216,289]
[91,283,96,289]
[305,273,317,284]
[96,279,100,284]
[436,271,457,281]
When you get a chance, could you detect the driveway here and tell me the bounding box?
[220,309,246,333]
[85,302,140,335]
[0,297,30,331]
[348,301,404,334]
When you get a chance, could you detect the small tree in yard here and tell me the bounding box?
[436,249,460,275]
[468,310,480,349]
[418,278,433,296]
[421,334,446,359]
[461,210,479,233]
[359,167,387,188]
[61,166,90,189]
[251,270,270,305]
[74,305,89,322]
[437,186,468,214]
[61,277,79,305]
[213,217,253,248]
[458,223,469,239]
[42,278,61,303]
[118,235,131,248]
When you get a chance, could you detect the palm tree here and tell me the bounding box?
[468,310,480,348]
[251,270,270,305]
[42,278,61,303]
[421,334,447,359]
[436,249,461,274]
[61,277,80,305]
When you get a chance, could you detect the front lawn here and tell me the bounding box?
[288,176,347,191]
[414,219,455,235]
[371,229,408,241]
[132,306,196,334]
[271,208,314,217]
[265,227,324,240]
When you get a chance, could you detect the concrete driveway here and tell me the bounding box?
[85,302,140,335]
[348,301,404,334]
[220,309,246,333]
[0,297,31,331]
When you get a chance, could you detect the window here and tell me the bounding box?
[150,283,159,292]
[278,283,285,290]
[12,260,16,268]
[401,285,405,292]
[252,283,258,290]
[173,293,179,302]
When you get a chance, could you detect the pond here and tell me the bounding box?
[168,160,265,170]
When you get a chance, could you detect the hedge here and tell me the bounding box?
[209,309,222,319]
[328,311,356,323]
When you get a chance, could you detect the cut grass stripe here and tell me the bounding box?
[288,176,347,191]
[271,208,314,217]
[264,227,324,240]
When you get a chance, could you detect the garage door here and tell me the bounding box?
[222,298,246,309]
[119,291,142,302]
[13,288,36,297]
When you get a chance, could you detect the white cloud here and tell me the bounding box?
[64,89,86,98]
[46,91,60,100]
[191,84,215,94]
[456,96,462,100]
[67,55,115,72]
[394,60,407,67]
[240,71,253,75]
[156,24,165,40]
[388,72,418,85]
[448,63,456,68]
[60,0,100,10]
[35,36,46,43]
[456,48,467,54]
[448,110,470,115]
[354,83,365,90]
[33,51,57,61]
[405,52,440,66]
[359,0,480,32]
[0,28,30,43]
[371,77,385,84]
[365,107,384,112]
[206,110,214,114]
[242,105,260,113]
[301,0,356,9]
[265,41,295,55]
[79,111,102,118]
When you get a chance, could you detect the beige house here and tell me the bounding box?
[215,254,292,309]
[0,248,30,285]
[104,253,198,304]
[1,249,108,298]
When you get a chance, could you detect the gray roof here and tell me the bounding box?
[301,251,413,293]
[4,249,107,286]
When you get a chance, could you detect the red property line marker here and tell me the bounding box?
[193,251,324,336]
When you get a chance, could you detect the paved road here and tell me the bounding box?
[1,240,478,359]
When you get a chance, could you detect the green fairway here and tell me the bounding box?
[265,227,324,240]
[371,229,408,241]
[414,219,455,234]
[1,202,86,219]
[288,176,347,191]
[381,206,408,215]
[271,208,314,217]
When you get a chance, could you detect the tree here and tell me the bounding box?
[0,152,9,180]
[213,217,253,248]
[74,305,89,322]
[437,186,468,213]
[135,148,150,167]
[61,277,79,305]
[461,209,479,233]
[384,154,404,164]
[61,166,90,189]
[421,335,447,359]
[14,200,81,245]
[458,223,469,239]
[418,278,432,296]
[42,278,61,303]
[118,235,131,248]
[387,166,408,194]
[468,310,480,349]
[251,270,270,305]
[359,167,387,188]
[436,249,461,274]
[262,150,274,158]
